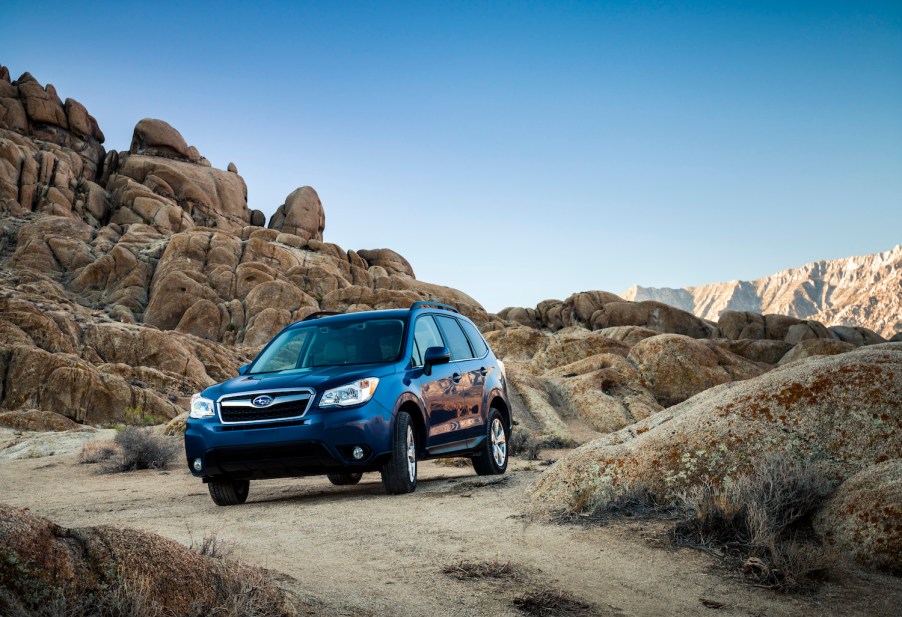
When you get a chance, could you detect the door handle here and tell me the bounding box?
[480,367,488,376]
[452,372,462,383]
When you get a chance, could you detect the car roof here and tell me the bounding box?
[284,305,467,330]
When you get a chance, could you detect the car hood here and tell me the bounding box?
[201,363,398,400]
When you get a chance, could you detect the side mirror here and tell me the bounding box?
[237,364,250,376]
[423,346,450,376]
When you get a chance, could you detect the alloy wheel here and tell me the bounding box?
[491,417,507,467]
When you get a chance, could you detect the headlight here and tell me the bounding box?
[319,378,379,408]
[189,393,215,419]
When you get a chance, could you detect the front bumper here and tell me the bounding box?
[184,398,394,480]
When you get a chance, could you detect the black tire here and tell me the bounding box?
[327,472,363,486]
[207,478,250,506]
[380,411,417,494]
[473,408,509,476]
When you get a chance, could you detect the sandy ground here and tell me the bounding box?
[0,432,900,617]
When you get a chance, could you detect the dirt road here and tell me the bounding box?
[0,434,899,616]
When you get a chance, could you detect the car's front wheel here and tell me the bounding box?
[207,478,250,506]
[380,411,417,494]
[327,472,363,486]
[473,409,508,476]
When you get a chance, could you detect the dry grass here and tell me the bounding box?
[79,440,119,464]
[673,453,837,592]
[189,530,235,560]
[558,483,674,524]
[512,588,593,616]
[442,559,516,580]
[98,428,179,474]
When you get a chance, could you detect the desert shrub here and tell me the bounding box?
[442,559,515,580]
[79,440,119,464]
[537,434,574,450]
[509,430,542,460]
[559,482,671,524]
[189,530,234,560]
[673,452,837,592]
[99,428,179,473]
[512,588,592,616]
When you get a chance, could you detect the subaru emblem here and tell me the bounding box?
[252,395,273,408]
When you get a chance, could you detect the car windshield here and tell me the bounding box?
[249,318,405,374]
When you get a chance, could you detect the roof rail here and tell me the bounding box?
[410,301,460,314]
[302,311,343,321]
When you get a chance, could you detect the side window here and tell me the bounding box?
[460,319,488,357]
[412,315,444,367]
[435,315,474,361]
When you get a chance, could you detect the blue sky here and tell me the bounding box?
[2,1,900,312]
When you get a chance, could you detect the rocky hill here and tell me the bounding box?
[622,246,902,339]
[0,66,489,425]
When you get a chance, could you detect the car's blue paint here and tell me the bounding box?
[184,306,510,481]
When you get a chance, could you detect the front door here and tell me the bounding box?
[433,315,484,442]
[410,314,473,449]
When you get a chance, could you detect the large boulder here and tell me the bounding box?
[130,118,194,161]
[784,319,834,345]
[776,338,855,366]
[628,334,768,407]
[268,186,325,241]
[496,306,540,328]
[357,248,415,278]
[531,345,902,515]
[590,301,715,339]
[718,311,767,340]
[560,291,623,328]
[828,325,885,347]
[483,326,549,363]
[596,326,659,347]
[814,460,902,574]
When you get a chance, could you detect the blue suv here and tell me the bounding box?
[185,302,512,505]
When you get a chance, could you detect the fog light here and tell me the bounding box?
[352,446,365,460]
[192,458,203,472]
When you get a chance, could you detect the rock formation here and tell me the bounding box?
[530,344,902,517]
[623,245,902,339]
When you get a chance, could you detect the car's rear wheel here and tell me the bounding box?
[327,472,363,486]
[207,478,250,506]
[380,411,417,494]
[473,409,508,476]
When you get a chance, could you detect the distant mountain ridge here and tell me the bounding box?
[623,246,902,339]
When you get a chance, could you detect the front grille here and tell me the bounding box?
[218,389,314,424]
